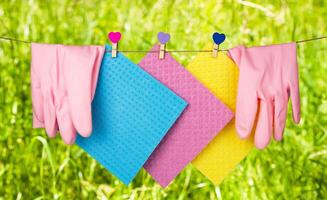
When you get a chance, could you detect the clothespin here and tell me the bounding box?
[108,32,122,58]
[212,32,226,57]
[157,32,170,60]
[212,43,219,57]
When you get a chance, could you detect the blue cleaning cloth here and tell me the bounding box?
[76,44,187,184]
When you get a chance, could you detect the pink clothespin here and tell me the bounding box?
[108,32,122,58]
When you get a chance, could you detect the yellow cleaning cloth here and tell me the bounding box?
[188,44,254,185]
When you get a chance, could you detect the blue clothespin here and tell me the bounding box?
[212,32,226,57]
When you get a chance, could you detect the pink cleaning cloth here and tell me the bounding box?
[31,43,105,144]
[139,45,233,187]
[228,42,300,149]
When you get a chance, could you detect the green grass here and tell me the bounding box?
[0,0,326,199]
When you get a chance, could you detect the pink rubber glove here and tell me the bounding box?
[228,42,300,149]
[31,43,105,144]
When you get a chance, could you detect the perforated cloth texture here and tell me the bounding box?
[139,45,233,187]
[76,44,187,185]
[190,44,254,185]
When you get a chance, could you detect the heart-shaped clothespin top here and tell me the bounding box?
[108,32,122,44]
[157,32,170,44]
[212,32,226,45]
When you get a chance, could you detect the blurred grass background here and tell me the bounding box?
[0,0,326,199]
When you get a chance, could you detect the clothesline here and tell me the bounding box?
[0,35,327,53]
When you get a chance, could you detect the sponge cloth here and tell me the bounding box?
[76,44,187,185]
[189,44,254,185]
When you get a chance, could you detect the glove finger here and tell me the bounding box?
[288,43,301,124]
[90,46,105,99]
[229,45,258,139]
[31,81,44,128]
[254,99,273,149]
[56,100,77,145]
[273,94,288,141]
[235,86,258,139]
[62,46,104,137]
[43,90,58,138]
[31,44,44,127]
[289,79,300,124]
